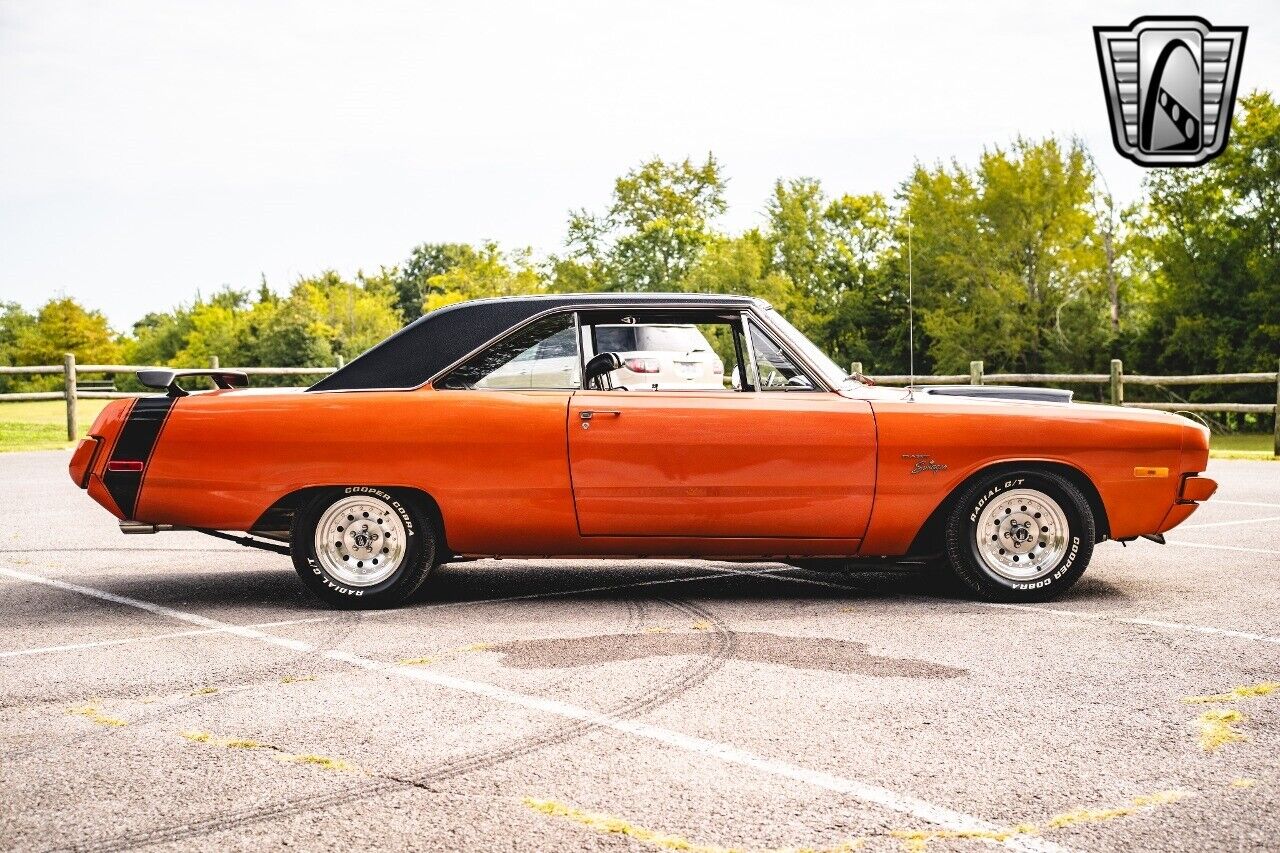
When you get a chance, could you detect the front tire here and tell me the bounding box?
[291,487,436,609]
[944,470,1094,602]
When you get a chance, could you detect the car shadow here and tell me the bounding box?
[417,559,1130,608]
[22,558,1129,621]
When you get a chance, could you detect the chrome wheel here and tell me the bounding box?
[974,488,1070,582]
[313,495,407,587]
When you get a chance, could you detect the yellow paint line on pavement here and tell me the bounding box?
[181,729,354,770]
[893,792,1187,851]
[524,797,863,853]
[1195,709,1246,752]
[67,703,126,727]
[1183,681,1280,704]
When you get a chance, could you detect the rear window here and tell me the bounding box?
[595,326,637,352]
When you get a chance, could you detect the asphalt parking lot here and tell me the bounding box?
[2,452,1278,853]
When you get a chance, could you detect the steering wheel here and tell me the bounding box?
[760,369,787,388]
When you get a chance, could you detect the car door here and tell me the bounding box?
[567,389,874,538]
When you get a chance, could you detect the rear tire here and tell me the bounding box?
[291,487,436,609]
[944,470,1094,602]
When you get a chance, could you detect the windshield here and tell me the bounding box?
[764,309,856,386]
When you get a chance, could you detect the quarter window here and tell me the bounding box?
[438,314,581,390]
[748,321,815,390]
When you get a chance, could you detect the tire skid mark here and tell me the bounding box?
[0,564,773,662]
[58,597,735,853]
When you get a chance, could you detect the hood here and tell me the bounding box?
[916,384,1072,404]
[843,383,1201,427]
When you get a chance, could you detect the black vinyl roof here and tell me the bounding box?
[307,293,763,392]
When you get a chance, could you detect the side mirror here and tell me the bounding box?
[584,352,623,389]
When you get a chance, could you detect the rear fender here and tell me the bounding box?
[251,485,450,555]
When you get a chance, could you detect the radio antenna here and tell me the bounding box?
[906,214,916,400]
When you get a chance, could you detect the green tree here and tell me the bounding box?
[766,179,828,306]
[566,155,727,291]
[6,298,121,391]
[904,138,1112,374]
[765,180,903,371]
[1132,91,1280,389]
[245,297,334,369]
[0,302,36,392]
[237,272,402,372]
[12,298,121,366]
[125,289,247,368]
[421,242,545,312]
[393,243,480,321]
[682,230,800,310]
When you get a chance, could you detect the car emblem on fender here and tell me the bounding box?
[903,454,948,475]
[1094,16,1247,167]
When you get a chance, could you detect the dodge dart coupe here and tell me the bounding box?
[69,293,1217,608]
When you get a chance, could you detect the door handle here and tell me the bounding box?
[579,410,621,420]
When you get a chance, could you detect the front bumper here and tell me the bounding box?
[1179,474,1218,503]
[1156,474,1220,533]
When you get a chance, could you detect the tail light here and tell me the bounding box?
[106,460,145,473]
[625,358,660,373]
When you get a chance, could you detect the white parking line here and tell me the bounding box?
[0,563,1066,853]
[1214,499,1280,510]
[983,603,1280,646]
[1162,540,1279,555]
[1177,515,1280,530]
[0,616,331,659]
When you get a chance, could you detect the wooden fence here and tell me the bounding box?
[0,355,340,442]
[854,357,1280,455]
[0,354,1276,454]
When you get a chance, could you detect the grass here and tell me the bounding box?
[0,399,114,452]
[1209,432,1277,460]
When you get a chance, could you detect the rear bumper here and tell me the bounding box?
[68,436,102,489]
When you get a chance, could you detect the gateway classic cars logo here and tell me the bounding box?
[1094,16,1247,167]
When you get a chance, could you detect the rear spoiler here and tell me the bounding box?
[920,385,1073,404]
[136,368,249,397]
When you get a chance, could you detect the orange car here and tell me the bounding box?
[69,294,1217,608]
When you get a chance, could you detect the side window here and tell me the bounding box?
[748,321,814,391]
[438,314,581,390]
[586,320,734,391]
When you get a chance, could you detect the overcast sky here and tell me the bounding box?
[1,0,1275,330]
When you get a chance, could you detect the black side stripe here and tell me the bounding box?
[103,396,177,520]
